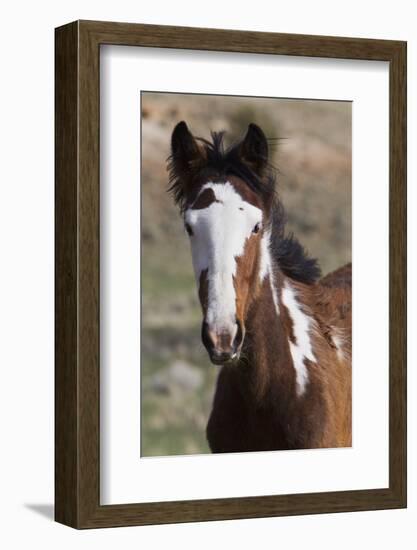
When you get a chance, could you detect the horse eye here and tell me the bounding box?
[185,223,193,236]
[252,223,261,234]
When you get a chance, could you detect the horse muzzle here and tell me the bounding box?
[201,319,244,365]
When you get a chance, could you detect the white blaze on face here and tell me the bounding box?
[184,182,263,334]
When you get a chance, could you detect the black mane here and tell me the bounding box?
[168,128,321,285]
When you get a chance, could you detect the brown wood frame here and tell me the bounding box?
[55,20,407,529]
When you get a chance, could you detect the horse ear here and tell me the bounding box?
[238,123,269,176]
[170,121,205,175]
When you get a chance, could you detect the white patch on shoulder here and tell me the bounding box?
[332,330,347,362]
[184,182,263,333]
[281,281,316,396]
[259,228,272,282]
[259,228,280,316]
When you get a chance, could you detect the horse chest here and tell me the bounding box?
[206,374,293,452]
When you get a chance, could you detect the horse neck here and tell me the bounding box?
[241,265,313,404]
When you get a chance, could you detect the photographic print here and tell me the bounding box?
[141,92,352,457]
[55,21,405,527]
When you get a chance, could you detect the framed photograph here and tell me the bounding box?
[55,20,406,528]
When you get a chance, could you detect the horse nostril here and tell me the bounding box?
[201,321,213,352]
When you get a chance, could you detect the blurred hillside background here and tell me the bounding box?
[141,92,352,457]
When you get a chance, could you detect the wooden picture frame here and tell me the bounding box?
[55,20,407,529]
